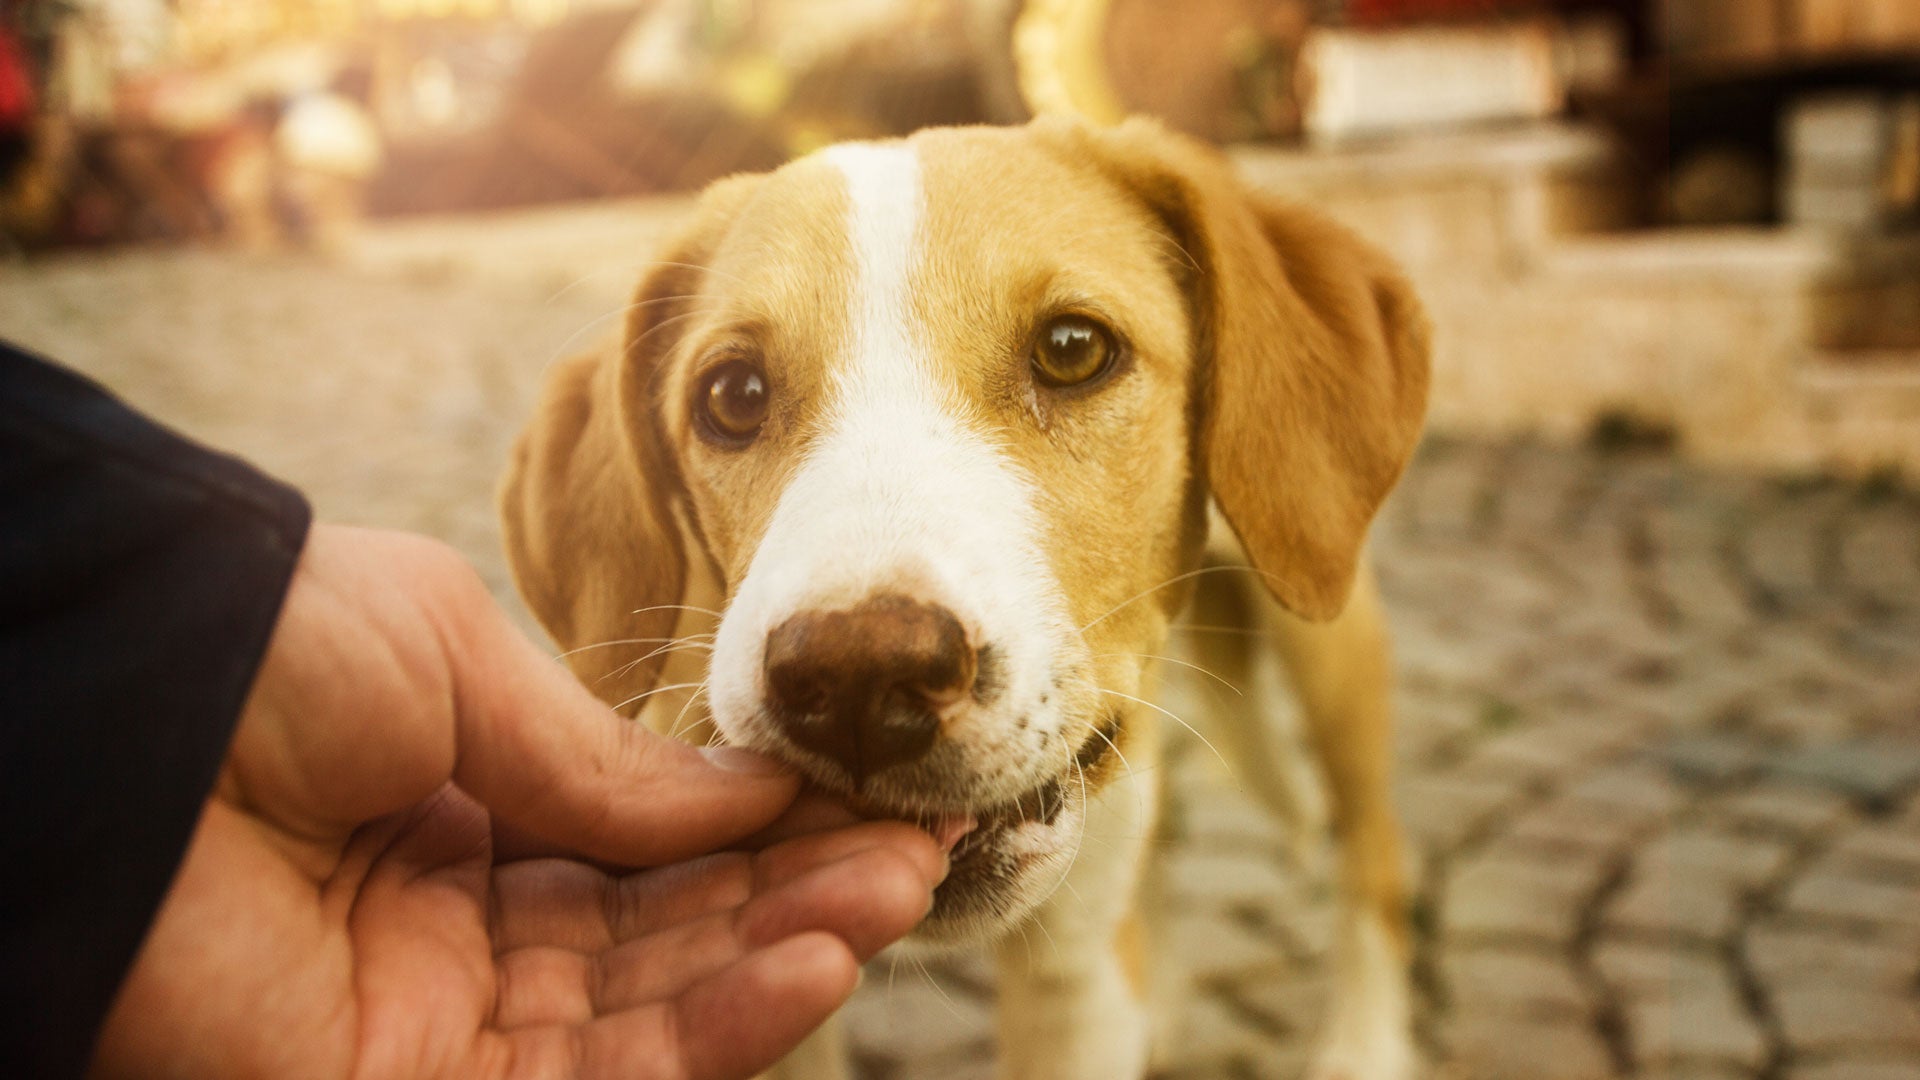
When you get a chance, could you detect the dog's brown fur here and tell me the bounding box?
[500,116,1429,1078]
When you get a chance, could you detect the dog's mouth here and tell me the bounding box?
[834,714,1118,942]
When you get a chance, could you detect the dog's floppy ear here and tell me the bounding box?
[1053,117,1431,621]
[499,175,762,706]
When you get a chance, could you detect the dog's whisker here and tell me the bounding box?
[543,265,643,305]
[1168,622,1278,637]
[602,638,715,684]
[1144,225,1203,273]
[641,258,753,290]
[1078,564,1277,633]
[626,307,716,351]
[910,954,967,1019]
[1058,758,1093,906]
[1096,687,1234,778]
[553,636,690,660]
[1090,651,1244,696]
[544,298,724,371]
[610,680,707,715]
[665,685,712,742]
[1085,721,1146,820]
[630,603,725,619]
[1058,875,1090,916]
[1027,908,1067,969]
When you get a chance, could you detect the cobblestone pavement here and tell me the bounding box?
[5,225,1918,1080]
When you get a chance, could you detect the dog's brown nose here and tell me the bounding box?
[764,594,976,783]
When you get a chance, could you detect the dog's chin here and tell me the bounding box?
[911,787,1084,946]
[724,701,1118,946]
[832,735,1113,947]
[834,770,1085,948]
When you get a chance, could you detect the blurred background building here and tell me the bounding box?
[2,0,1918,471]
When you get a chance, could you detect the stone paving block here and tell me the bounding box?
[1742,494,1841,599]
[1667,664,1769,735]
[1174,786,1289,850]
[1651,733,1771,785]
[1838,508,1920,604]
[1409,441,1503,539]
[1161,849,1302,908]
[1160,913,1290,981]
[1783,869,1920,931]
[1444,849,1607,945]
[1223,962,1332,1037]
[1855,675,1920,741]
[1620,966,1767,1070]
[1440,944,1590,1019]
[1457,721,1637,785]
[1743,692,1869,749]
[1397,772,1528,852]
[1441,1012,1616,1080]
[1152,994,1295,1076]
[1593,940,1764,1071]
[1710,784,1856,839]
[1564,762,1685,826]
[1792,1060,1920,1080]
[1592,938,1725,997]
[1744,919,1920,992]
[1830,824,1920,875]
[1660,550,1760,631]
[1769,739,1920,809]
[1605,863,1745,942]
[1651,827,1797,884]
[1771,986,1920,1054]
[1498,795,1645,855]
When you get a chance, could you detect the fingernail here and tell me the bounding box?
[699,745,790,776]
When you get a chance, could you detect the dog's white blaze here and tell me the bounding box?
[822,142,919,400]
[707,141,1076,799]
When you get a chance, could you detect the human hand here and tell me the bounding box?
[89,525,946,1080]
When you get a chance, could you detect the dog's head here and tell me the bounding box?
[500,117,1429,943]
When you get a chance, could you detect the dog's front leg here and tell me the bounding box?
[995,751,1159,1080]
[1266,564,1415,1080]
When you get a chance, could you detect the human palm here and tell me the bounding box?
[88,526,943,1079]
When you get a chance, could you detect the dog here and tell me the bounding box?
[499,115,1431,1079]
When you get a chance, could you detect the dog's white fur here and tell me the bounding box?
[709,146,1085,843]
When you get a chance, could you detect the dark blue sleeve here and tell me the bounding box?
[0,340,311,1077]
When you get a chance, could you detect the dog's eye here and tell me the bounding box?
[698,360,770,443]
[1031,315,1115,388]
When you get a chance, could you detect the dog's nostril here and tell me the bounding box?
[763,595,976,782]
[766,664,831,716]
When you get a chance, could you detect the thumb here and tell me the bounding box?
[435,576,802,866]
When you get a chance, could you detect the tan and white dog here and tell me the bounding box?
[499,116,1430,1079]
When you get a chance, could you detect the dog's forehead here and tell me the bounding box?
[704,130,1170,313]
[910,127,1169,267]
